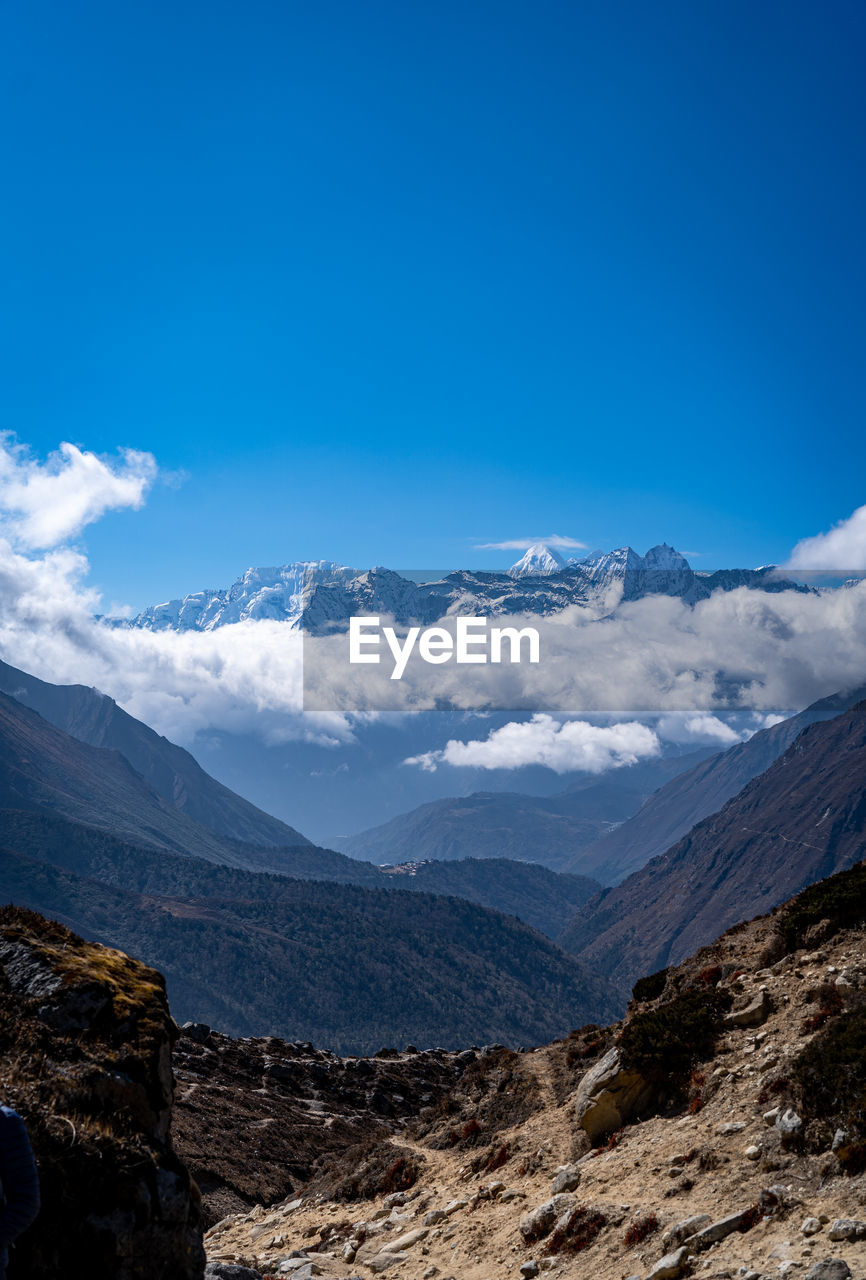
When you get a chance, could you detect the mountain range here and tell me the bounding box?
[124,544,810,634]
[3,640,866,1050]
[331,749,716,871]
[0,658,618,1046]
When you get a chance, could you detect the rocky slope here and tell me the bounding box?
[197,861,866,1280]
[0,906,203,1279]
[560,699,866,986]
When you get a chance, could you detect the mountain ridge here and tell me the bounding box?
[566,681,866,883]
[123,545,811,633]
[0,656,310,848]
[559,697,866,985]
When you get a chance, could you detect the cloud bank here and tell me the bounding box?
[2,439,866,774]
[0,438,331,746]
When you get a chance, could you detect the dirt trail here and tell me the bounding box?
[204,918,866,1280]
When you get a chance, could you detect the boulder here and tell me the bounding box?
[828,1219,864,1241]
[661,1215,711,1249]
[519,1194,577,1241]
[550,1164,581,1194]
[443,1198,468,1215]
[367,1254,409,1274]
[725,988,773,1027]
[647,1246,689,1279]
[775,1108,804,1146]
[383,1228,427,1252]
[804,1262,851,1280]
[574,1048,655,1141]
[683,1207,759,1251]
[383,1191,408,1209]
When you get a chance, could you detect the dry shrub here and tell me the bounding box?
[624,1212,658,1247]
[546,1206,607,1255]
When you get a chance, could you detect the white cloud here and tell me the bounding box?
[404,713,660,773]
[0,437,336,747]
[474,535,587,551]
[656,712,745,746]
[754,712,787,729]
[0,436,157,550]
[786,503,866,570]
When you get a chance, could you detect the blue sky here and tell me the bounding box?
[2,0,865,609]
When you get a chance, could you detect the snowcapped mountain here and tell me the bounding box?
[131,561,359,631]
[507,543,567,577]
[643,542,690,571]
[125,546,809,634]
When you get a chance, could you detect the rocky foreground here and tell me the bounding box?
[1,865,865,1280]
[196,872,866,1280]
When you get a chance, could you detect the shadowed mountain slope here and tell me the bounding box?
[560,699,866,986]
[0,828,624,1054]
[0,657,310,847]
[334,750,715,873]
[567,683,866,884]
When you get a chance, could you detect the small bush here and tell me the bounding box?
[445,1116,482,1146]
[305,1140,423,1201]
[800,982,844,1034]
[792,1002,866,1170]
[624,1212,658,1247]
[546,1206,607,1255]
[756,1074,790,1105]
[631,968,668,1003]
[777,861,866,952]
[620,987,731,1086]
[484,1142,510,1171]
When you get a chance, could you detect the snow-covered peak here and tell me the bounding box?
[507,543,567,578]
[643,543,691,571]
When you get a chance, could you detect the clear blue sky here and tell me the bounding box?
[2,0,865,608]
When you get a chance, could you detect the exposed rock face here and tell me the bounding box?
[573,1047,655,1140]
[0,906,204,1279]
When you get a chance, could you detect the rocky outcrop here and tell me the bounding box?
[573,1046,655,1140]
[0,906,204,1279]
